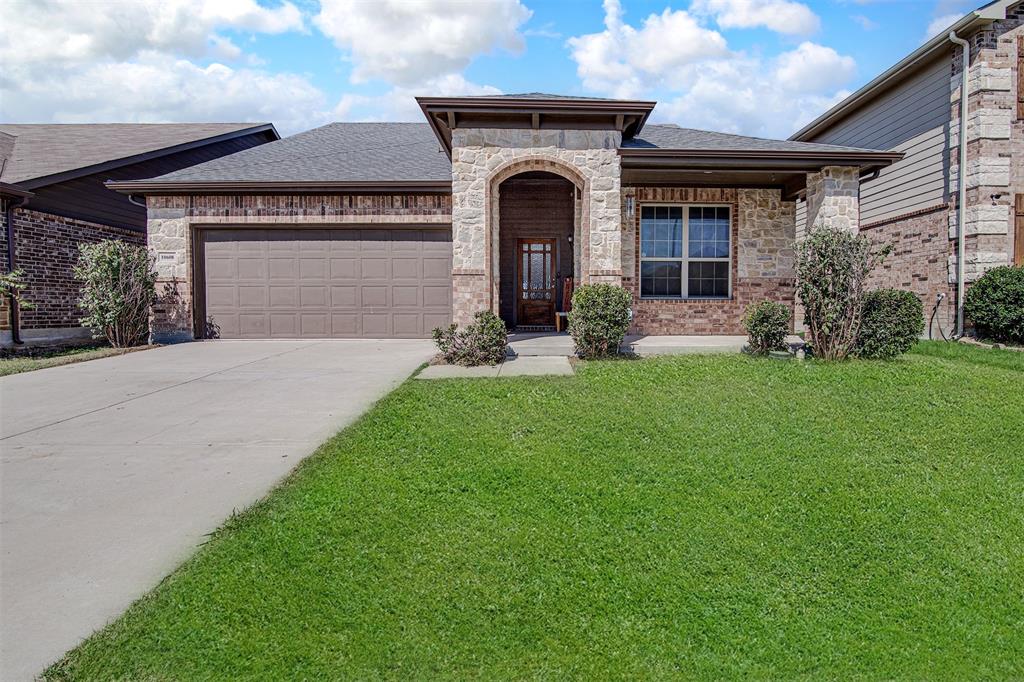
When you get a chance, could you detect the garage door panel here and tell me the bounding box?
[361,258,388,280]
[204,228,451,339]
[392,285,420,307]
[269,286,298,307]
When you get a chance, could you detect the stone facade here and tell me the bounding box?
[947,7,1023,282]
[1,206,144,344]
[450,128,621,326]
[145,194,452,343]
[625,187,797,335]
[805,166,861,233]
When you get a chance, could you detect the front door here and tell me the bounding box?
[517,238,556,327]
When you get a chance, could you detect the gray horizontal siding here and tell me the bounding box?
[805,52,952,224]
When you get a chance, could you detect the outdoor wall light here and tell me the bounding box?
[625,196,635,214]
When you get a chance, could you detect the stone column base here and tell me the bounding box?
[452,271,490,327]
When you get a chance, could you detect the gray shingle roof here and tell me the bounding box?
[144,122,452,184]
[0,123,271,184]
[623,124,885,154]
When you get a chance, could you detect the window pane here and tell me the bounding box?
[688,206,730,258]
[641,261,682,297]
[687,261,728,297]
[640,207,682,258]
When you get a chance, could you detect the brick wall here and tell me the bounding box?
[146,194,452,342]
[862,205,957,337]
[1,207,144,336]
[623,187,797,335]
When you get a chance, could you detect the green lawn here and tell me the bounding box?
[0,344,148,377]
[47,342,1024,680]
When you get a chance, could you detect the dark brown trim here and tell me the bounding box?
[17,124,279,191]
[0,182,34,200]
[106,180,453,195]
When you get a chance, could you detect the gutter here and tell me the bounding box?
[2,189,33,345]
[105,179,453,195]
[790,0,1011,141]
[949,30,971,338]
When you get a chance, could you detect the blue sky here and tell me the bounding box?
[0,0,977,139]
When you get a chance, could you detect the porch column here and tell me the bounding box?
[805,166,860,233]
[451,144,489,327]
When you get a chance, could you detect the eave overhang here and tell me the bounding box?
[105,179,453,195]
[619,148,904,174]
[790,0,1013,140]
[0,182,34,200]
[417,96,657,157]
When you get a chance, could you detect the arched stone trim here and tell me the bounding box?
[485,156,591,316]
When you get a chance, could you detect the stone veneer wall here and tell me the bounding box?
[450,128,621,326]
[805,166,861,233]
[948,7,1023,281]
[623,187,797,335]
[1,207,144,342]
[146,194,452,342]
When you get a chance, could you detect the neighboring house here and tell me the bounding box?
[0,123,279,346]
[791,0,1023,336]
[110,98,899,342]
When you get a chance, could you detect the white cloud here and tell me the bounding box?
[691,0,820,36]
[851,14,878,31]
[773,42,856,93]
[0,0,329,135]
[335,74,502,122]
[566,0,856,138]
[314,0,531,86]
[2,52,331,135]
[567,0,728,98]
[0,0,303,66]
[924,13,961,41]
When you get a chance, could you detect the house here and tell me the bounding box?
[0,123,279,346]
[109,97,900,342]
[791,0,1023,337]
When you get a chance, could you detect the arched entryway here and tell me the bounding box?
[496,171,577,329]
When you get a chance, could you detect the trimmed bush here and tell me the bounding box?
[75,240,157,347]
[432,310,508,366]
[743,300,791,355]
[963,265,1024,344]
[567,284,632,359]
[795,227,887,361]
[856,289,924,359]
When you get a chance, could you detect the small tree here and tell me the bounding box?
[75,240,157,347]
[567,284,632,359]
[795,227,886,361]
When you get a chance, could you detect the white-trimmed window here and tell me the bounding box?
[639,205,731,298]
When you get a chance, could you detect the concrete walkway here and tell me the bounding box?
[508,333,804,357]
[0,339,433,681]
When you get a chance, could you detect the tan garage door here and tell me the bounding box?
[201,228,452,339]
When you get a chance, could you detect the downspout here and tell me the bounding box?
[4,194,30,345]
[949,30,970,338]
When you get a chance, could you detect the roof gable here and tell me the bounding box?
[0,122,278,187]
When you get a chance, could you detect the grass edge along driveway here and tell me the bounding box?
[46,342,1024,680]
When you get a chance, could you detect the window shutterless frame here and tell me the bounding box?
[638,203,732,299]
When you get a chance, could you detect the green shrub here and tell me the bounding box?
[0,268,35,309]
[856,289,924,359]
[432,310,508,366]
[963,265,1024,344]
[742,300,791,355]
[795,227,887,361]
[567,284,632,359]
[74,240,157,348]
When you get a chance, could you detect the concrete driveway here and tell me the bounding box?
[0,339,433,680]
